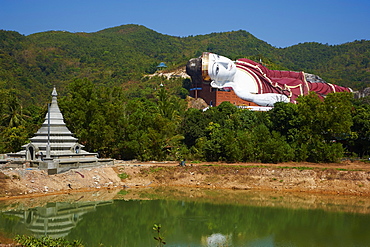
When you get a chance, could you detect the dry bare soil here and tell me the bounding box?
[1,160,370,199]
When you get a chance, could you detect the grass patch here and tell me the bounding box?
[15,235,84,247]
[118,172,129,179]
[244,165,268,168]
[278,166,314,171]
[202,164,217,167]
[118,190,130,195]
[150,167,164,173]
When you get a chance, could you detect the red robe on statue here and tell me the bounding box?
[235,58,351,103]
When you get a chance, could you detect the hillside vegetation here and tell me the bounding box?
[1,24,369,104]
[1,24,370,162]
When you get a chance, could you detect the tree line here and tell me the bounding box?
[1,77,370,163]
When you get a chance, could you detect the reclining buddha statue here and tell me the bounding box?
[186,52,351,107]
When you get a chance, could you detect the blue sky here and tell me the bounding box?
[1,0,369,47]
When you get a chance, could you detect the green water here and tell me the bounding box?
[1,188,370,246]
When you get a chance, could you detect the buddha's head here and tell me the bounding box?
[186,52,236,88]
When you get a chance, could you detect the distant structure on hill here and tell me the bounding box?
[353,87,370,99]
[157,62,167,70]
[7,88,113,174]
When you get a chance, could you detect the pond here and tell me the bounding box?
[0,187,370,247]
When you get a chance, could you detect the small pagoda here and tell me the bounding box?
[7,88,113,174]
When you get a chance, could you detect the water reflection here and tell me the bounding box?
[205,233,233,247]
[4,200,113,238]
[0,188,370,247]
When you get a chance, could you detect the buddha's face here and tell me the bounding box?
[206,53,236,87]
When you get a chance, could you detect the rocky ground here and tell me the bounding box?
[1,159,370,200]
[0,164,121,198]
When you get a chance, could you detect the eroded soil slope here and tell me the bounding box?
[0,160,369,199]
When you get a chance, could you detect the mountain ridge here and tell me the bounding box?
[0,24,368,106]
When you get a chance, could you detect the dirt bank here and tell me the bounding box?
[119,160,370,196]
[1,160,370,199]
[0,165,121,199]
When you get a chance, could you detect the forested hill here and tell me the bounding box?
[0,24,369,105]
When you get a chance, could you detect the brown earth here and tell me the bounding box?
[1,160,369,200]
[0,160,369,245]
[0,165,121,199]
[118,160,370,196]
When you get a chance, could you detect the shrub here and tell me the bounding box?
[14,235,84,247]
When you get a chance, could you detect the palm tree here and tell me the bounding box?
[1,91,29,128]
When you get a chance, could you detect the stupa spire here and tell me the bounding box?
[52,87,57,97]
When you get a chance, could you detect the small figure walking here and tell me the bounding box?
[179,159,186,167]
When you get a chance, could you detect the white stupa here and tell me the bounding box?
[7,87,113,173]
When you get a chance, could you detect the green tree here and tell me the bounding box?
[294,92,353,162]
[269,101,299,142]
[181,108,209,147]
[202,122,223,161]
[59,78,126,156]
[322,92,353,141]
[350,100,370,157]
[1,126,29,153]
[249,124,294,163]
[1,90,30,128]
